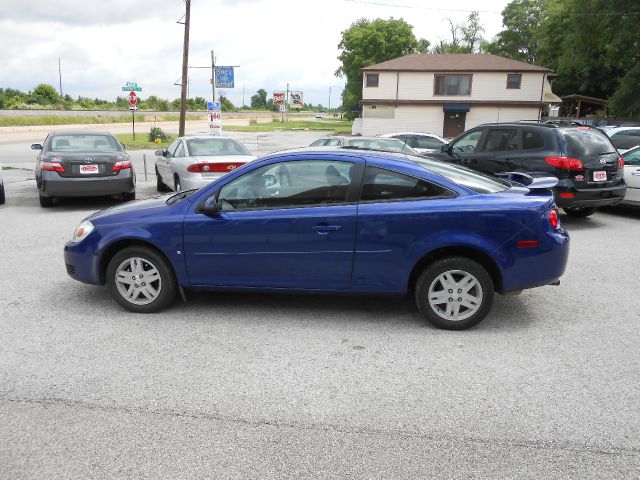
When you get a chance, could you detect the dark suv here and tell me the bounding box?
[430,122,626,217]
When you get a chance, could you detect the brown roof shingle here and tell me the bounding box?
[361,54,552,73]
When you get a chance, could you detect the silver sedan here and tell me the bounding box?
[155,136,256,192]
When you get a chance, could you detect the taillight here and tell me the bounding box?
[187,162,244,173]
[618,157,624,169]
[559,192,574,199]
[41,161,64,173]
[545,156,583,170]
[113,160,132,172]
[549,209,559,229]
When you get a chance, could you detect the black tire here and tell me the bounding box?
[414,257,494,330]
[0,183,5,205]
[174,175,181,192]
[122,191,136,202]
[156,168,169,192]
[106,246,177,313]
[39,194,53,207]
[563,206,597,218]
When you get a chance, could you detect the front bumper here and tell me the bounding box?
[41,170,135,198]
[64,240,103,285]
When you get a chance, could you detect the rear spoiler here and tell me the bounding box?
[496,172,558,193]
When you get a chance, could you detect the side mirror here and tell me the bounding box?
[196,195,218,215]
[263,174,277,188]
[31,144,43,150]
[440,143,450,153]
[154,149,166,157]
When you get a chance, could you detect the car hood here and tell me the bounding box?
[84,195,176,223]
[191,155,257,163]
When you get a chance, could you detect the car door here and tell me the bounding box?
[157,139,180,184]
[471,127,521,175]
[623,147,640,203]
[169,141,187,186]
[182,156,364,289]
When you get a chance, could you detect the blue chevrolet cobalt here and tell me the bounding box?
[64,148,569,329]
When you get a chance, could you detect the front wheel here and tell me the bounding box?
[0,183,5,205]
[106,246,177,313]
[415,257,494,330]
[156,168,169,192]
[563,206,597,218]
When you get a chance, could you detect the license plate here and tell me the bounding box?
[593,170,607,182]
[79,165,99,174]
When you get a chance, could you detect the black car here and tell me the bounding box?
[32,131,135,207]
[430,122,626,217]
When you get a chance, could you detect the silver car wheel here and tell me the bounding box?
[427,269,483,321]
[114,257,162,306]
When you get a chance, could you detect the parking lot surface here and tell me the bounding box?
[1,126,639,479]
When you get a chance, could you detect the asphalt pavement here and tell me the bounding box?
[0,125,639,479]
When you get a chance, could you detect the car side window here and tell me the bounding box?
[481,129,519,153]
[624,149,640,166]
[451,130,483,153]
[166,140,181,158]
[360,167,451,202]
[414,136,445,149]
[522,129,546,150]
[310,139,329,147]
[217,160,356,211]
[617,130,640,137]
[326,139,341,146]
[174,142,185,158]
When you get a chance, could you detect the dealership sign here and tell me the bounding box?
[273,92,286,105]
[215,67,235,88]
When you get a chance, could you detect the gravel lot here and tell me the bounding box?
[1,126,639,479]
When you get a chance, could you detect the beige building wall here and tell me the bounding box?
[362,71,547,103]
[361,105,541,137]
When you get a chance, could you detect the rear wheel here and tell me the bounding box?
[39,194,53,208]
[174,175,181,192]
[0,183,5,205]
[415,257,494,330]
[564,206,597,218]
[106,246,177,313]
[122,191,136,202]
[156,168,169,192]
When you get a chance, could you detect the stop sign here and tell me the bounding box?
[128,91,137,106]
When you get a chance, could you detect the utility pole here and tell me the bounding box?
[286,83,289,123]
[210,50,216,103]
[178,0,191,137]
[242,84,245,107]
[58,58,63,97]
[328,85,332,111]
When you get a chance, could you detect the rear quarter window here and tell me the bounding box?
[561,129,616,157]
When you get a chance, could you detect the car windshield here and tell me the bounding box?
[49,134,121,152]
[186,138,250,156]
[410,156,510,194]
[346,138,418,154]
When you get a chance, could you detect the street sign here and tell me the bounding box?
[129,105,138,111]
[121,81,142,92]
[279,104,286,113]
[214,67,234,88]
[208,101,222,136]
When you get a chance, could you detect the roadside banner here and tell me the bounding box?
[273,92,286,105]
[208,101,222,136]
[289,91,303,109]
[215,67,234,88]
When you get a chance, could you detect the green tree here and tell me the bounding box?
[219,94,235,112]
[432,12,485,54]
[484,0,547,64]
[336,18,428,115]
[30,83,60,106]
[250,89,268,109]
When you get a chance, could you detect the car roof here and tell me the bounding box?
[178,136,240,141]
[379,132,446,140]
[51,131,114,136]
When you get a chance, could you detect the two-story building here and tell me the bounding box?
[359,53,560,138]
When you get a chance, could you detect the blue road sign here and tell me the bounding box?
[215,67,234,88]
[208,101,221,111]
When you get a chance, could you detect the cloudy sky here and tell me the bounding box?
[0,0,511,107]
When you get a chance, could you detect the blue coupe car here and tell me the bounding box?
[64,148,569,329]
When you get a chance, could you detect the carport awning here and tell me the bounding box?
[443,103,470,113]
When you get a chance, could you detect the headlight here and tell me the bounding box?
[71,220,94,243]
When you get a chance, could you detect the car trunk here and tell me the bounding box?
[55,152,122,178]
[559,128,622,188]
[192,155,255,178]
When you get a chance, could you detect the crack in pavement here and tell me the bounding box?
[2,395,638,458]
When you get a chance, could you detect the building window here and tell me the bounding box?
[365,73,379,87]
[434,75,472,96]
[507,74,522,89]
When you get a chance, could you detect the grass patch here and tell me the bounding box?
[224,119,352,134]
[116,133,175,150]
[0,112,206,127]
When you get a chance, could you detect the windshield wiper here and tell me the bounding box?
[166,189,198,205]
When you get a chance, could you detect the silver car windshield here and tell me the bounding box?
[49,134,121,152]
[186,138,250,156]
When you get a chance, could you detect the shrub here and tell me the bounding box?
[149,126,168,143]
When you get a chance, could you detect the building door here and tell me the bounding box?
[443,112,466,138]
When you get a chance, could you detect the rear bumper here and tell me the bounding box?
[40,170,135,197]
[180,175,220,191]
[554,184,626,209]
